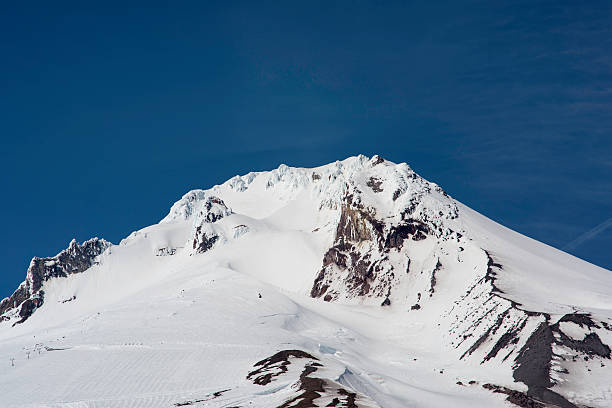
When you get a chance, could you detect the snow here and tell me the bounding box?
[1,155,610,408]
[458,203,612,317]
[0,263,511,407]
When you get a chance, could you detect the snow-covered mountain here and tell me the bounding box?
[1,155,611,408]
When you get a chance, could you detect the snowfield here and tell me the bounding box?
[1,155,611,408]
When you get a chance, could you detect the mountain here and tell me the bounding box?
[1,155,611,408]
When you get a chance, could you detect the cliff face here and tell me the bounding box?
[0,238,111,324]
[191,196,232,254]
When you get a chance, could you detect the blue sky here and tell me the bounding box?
[2,1,611,298]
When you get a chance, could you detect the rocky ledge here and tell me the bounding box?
[0,238,111,325]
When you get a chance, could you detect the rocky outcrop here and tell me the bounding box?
[448,251,611,408]
[511,313,611,408]
[191,196,231,254]
[247,350,368,408]
[480,383,544,408]
[311,188,450,303]
[308,154,464,305]
[0,284,29,322]
[192,225,220,253]
[0,238,111,325]
[310,199,394,301]
[247,350,318,386]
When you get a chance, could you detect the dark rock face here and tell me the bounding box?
[461,308,513,360]
[0,238,111,325]
[247,349,362,408]
[481,383,544,408]
[192,226,220,253]
[513,323,556,390]
[366,177,383,192]
[247,350,318,386]
[311,190,442,303]
[191,195,230,254]
[335,203,382,244]
[452,252,539,364]
[17,294,45,321]
[555,328,611,358]
[482,318,527,363]
[277,362,326,408]
[28,238,111,293]
[370,155,385,165]
[447,251,611,407]
[311,202,384,300]
[428,259,442,296]
[385,220,429,249]
[511,313,612,408]
[0,284,29,320]
[453,251,612,407]
[559,313,601,329]
[201,196,228,223]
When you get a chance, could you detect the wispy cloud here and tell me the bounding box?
[562,217,612,251]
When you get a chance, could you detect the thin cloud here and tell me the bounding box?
[562,217,612,251]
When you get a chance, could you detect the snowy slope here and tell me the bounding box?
[1,155,610,408]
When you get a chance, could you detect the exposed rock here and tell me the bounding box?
[247,349,362,408]
[335,204,381,244]
[27,238,111,294]
[192,225,220,254]
[60,295,76,303]
[247,349,318,386]
[156,247,177,256]
[311,191,443,303]
[370,155,385,165]
[513,322,555,390]
[446,252,610,407]
[0,238,111,324]
[392,189,402,201]
[0,284,29,320]
[429,259,442,296]
[461,308,512,360]
[366,177,383,192]
[278,362,326,408]
[482,317,527,362]
[199,196,231,223]
[481,383,544,408]
[558,313,601,329]
[326,389,358,407]
[511,312,612,408]
[14,294,45,325]
[448,252,543,368]
[191,196,231,254]
[554,327,611,358]
[385,220,429,249]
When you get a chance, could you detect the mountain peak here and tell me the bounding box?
[2,156,611,408]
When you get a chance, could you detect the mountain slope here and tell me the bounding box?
[1,155,611,408]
